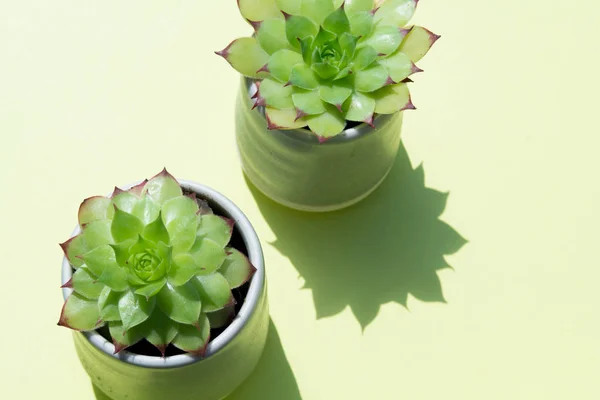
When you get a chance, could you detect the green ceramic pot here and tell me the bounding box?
[61,180,268,400]
[235,77,404,212]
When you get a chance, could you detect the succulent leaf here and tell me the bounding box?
[307,104,346,139]
[61,234,88,268]
[374,0,418,27]
[378,49,418,82]
[361,24,404,55]
[143,213,170,246]
[275,0,300,15]
[216,38,270,79]
[109,321,144,353]
[256,78,295,109]
[59,293,103,331]
[354,63,390,92]
[131,197,161,225]
[82,220,114,249]
[292,89,327,115]
[349,11,374,36]
[118,290,155,331]
[162,196,199,226]
[399,26,440,62]
[111,207,144,243]
[190,238,227,275]
[285,16,319,49]
[345,0,375,15]
[79,197,114,226]
[302,0,335,25]
[197,215,234,248]
[172,315,210,355]
[267,49,304,82]
[144,170,182,206]
[134,278,168,298]
[98,287,122,321]
[345,91,376,122]
[256,19,292,55]
[156,282,202,325]
[265,107,309,129]
[72,267,105,300]
[82,245,117,278]
[207,306,235,329]
[319,81,353,108]
[144,310,178,355]
[192,273,235,313]
[312,62,339,80]
[289,64,320,90]
[372,82,413,114]
[238,0,282,22]
[168,253,202,286]
[166,216,197,253]
[353,46,379,70]
[111,191,139,214]
[323,5,350,35]
[220,248,257,289]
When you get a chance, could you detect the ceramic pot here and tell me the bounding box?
[235,77,404,212]
[61,180,268,400]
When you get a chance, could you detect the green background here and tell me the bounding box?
[1,1,598,399]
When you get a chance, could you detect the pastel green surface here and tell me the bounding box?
[1,1,599,400]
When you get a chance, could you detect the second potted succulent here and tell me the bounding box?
[58,170,268,400]
[217,0,439,211]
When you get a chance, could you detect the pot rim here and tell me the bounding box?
[61,179,265,369]
[244,77,393,145]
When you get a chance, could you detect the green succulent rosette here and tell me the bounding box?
[217,0,439,141]
[59,170,256,356]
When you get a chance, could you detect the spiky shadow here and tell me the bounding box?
[248,144,467,329]
[92,319,301,400]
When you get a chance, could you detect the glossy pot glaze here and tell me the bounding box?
[235,78,404,212]
[61,180,268,400]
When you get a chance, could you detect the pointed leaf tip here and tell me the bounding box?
[111,186,125,198]
[128,180,148,196]
[248,19,262,30]
[401,98,416,111]
[220,216,235,234]
[402,77,414,83]
[266,114,284,130]
[156,344,167,358]
[385,76,396,86]
[281,11,292,20]
[113,340,128,354]
[256,64,269,74]
[295,109,308,122]
[154,168,176,180]
[61,278,73,289]
[364,114,376,128]
[411,63,424,74]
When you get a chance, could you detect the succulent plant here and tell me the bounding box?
[217,0,439,142]
[58,170,256,356]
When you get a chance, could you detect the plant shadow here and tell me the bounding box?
[93,319,301,399]
[247,143,467,329]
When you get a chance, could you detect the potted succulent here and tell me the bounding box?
[217,0,439,211]
[58,169,268,400]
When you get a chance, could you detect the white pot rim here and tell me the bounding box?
[61,179,265,369]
